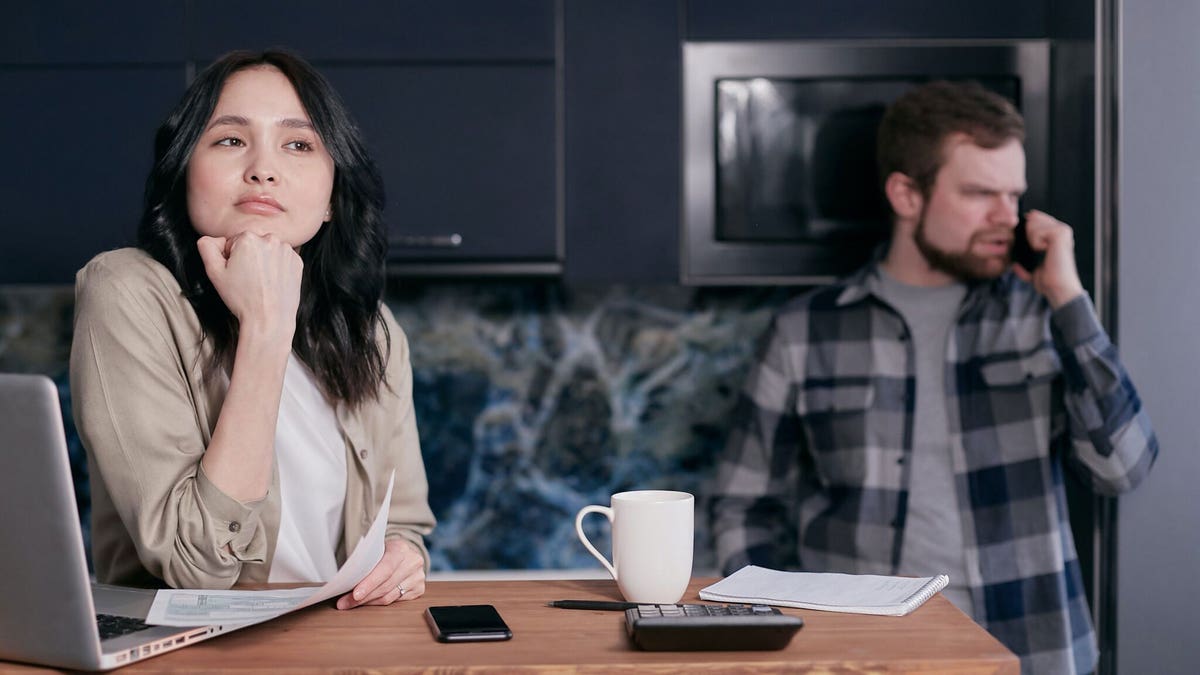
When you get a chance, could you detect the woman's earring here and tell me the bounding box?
[324,207,332,222]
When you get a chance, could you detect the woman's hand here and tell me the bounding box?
[196,232,303,340]
[336,538,427,610]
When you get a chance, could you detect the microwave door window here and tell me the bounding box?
[715,77,1017,248]
[717,79,811,243]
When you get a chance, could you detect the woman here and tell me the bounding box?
[69,50,435,610]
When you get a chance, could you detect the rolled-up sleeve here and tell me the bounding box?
[1051,294,1159,495]
[71,257,267,588]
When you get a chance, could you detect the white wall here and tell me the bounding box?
[1116,1,1200,673]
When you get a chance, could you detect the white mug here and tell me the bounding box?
[574,490,694,604]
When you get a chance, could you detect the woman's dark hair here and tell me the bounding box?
[138,49,389,408]
[877,80,1025,198]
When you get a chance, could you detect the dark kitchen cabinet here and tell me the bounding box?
[0,1,185,64]
[685,0,1048,40]
[0,68,183,284]
[192,0,555,62]
[192,0,562,275]
[326,65,558,269]
[0,3,186,284]
[563,0,681,283]
[1,0,561,283]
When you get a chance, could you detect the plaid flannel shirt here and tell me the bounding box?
[711,262,1157,675]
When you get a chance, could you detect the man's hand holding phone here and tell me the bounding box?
[1011,210,1085,309]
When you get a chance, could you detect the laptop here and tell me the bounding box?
[0,373,243,670]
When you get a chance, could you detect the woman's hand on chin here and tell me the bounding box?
[197,232,303,340]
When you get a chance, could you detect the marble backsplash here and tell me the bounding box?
[1,281,791,573]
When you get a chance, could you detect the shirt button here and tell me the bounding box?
[359,448,368,460]
[896,456,906,465]
[228,521,241,533]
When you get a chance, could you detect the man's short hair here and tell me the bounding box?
[876,80,1025,196]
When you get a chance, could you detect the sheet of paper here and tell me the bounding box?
[145,471,394,626]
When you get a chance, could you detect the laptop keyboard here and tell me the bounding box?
[96,613,153,640]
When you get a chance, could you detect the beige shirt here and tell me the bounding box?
[69,248,436,589]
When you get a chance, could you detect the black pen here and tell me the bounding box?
[547,600,640,611]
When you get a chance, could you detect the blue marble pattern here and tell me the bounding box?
[1,282,790,573]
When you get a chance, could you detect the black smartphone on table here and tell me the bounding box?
[424,604,513,643]
[1011,215,1046,271]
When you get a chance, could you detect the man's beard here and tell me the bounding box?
[913,215,1011,282]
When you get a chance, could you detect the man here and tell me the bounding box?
[710,81,1157,675]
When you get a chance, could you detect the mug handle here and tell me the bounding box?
[575,505,617,580]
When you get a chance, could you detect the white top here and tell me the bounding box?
[267,353,348,583]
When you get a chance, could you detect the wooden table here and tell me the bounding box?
[1,578,1018,673]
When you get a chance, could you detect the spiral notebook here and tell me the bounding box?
[699,565,949,617]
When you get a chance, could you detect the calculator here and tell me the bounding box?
[624,603,803,651]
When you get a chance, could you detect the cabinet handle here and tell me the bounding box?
[389,233,463,248]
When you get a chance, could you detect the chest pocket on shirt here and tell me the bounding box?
[800,382,876,486]
[976,346,1064,445]
[980,345,1061,387]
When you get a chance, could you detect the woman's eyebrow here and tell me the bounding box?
[279,117,315,130]
[204,115,314,131]
[206,114,249,131]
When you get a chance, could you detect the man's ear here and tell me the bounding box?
[884,172,924,221]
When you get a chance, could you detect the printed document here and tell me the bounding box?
[145,472,394,626]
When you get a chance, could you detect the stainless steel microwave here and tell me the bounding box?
[681,40,1050,285]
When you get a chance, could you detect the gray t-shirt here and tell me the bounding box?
[871,269,973,616]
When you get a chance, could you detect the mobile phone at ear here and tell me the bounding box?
[425,605,513,642]
[1011,216,1046,271]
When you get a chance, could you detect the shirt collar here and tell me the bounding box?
[834,247,1016,310]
